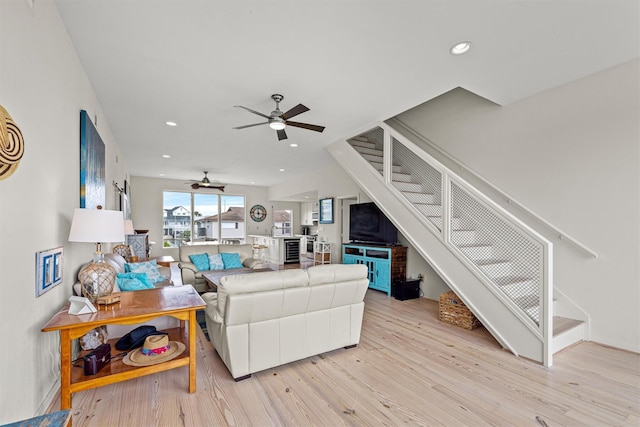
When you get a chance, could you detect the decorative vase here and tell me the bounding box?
[78,255,117,302]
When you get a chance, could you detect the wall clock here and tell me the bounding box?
[250,204,267,222]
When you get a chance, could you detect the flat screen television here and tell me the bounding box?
[349,202,397,245]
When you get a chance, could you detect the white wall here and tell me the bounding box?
[393,60,640,352]
[0,1,129,422]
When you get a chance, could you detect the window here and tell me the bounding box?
[272,209,292,236]
[162,191,246,248]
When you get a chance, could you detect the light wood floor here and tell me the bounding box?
[49,288,639,426]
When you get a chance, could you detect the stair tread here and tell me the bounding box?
[402,190,435,196]
[553,316,584,336]
[492,275,535,285]
[370,160,401,167]
[476,259,511,266]
[513,295,540,310]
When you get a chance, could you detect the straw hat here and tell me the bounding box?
[0,104,24,181]
[122,334,185,367]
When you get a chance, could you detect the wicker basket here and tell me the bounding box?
[439,291,481,330]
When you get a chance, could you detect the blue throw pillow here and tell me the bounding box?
[116,273,155,291]
[207,253,224,270]
[117,272,154,287]
[189,253,210,271]
[128,260,165,284]
[221,252,243,269]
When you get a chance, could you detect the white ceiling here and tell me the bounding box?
[54,0,639,193]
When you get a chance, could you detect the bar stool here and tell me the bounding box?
[252,244,268,261]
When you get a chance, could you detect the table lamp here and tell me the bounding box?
[69,207,124,301]
[123,219,134,236]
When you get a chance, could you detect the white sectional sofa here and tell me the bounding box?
[201,263,369,380]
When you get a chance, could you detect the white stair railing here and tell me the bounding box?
[347,123,554,366]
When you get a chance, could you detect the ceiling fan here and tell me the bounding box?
[233,94,325,141]
[186,171,225,191]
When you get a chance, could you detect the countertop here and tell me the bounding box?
[249,234,303,239]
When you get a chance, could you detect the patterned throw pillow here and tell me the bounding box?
[189,253,210,271]
[116,273,155,291]
[207,253,224,270]
[128,260,165,284]
[221,252,243,269]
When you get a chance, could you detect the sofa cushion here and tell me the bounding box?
[207,253,225,270]
[221,252,243,269]
[216,269,309,321]
[179,244,220,263]
[189,253,210,271]
[307,264,368,286]
[104,253,127,272]
[218,244,253,263]
[128,260,165,284]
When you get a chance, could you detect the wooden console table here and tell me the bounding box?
[42,285,205,410]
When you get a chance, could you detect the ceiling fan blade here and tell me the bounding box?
[280,104,309,120]
[285,121,325,133]
[277,129,288,140]
[233,122,269,130]
[191,183,226,191]
[234,105,271,119]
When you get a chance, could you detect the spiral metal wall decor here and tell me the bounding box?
[0,104,24,180]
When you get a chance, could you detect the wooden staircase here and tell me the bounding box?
[347,134,585,357]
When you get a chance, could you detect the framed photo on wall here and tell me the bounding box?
[120,192,131,219]
[79,110,106,209]
[319,197,334,224]
[36,246,63,297]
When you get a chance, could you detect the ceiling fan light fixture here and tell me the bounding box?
[269,120,286,130]
[450,41,472,55]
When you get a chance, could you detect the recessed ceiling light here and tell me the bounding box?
[159,173,165,176]
[279,168,285,172]
[450,41,472,55]
[162,154,171,158]
[289,143,298,147]
[250,181,255,184]
[165,121,177,127]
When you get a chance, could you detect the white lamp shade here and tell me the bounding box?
[69,208,125,243]
[123,219,135,235]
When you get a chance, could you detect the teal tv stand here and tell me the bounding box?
[342,243,407,296]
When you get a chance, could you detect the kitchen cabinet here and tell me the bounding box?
[250,235,301,265]
[300,236,307,256]
[301,202,319,226]
[342,244,407,296]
